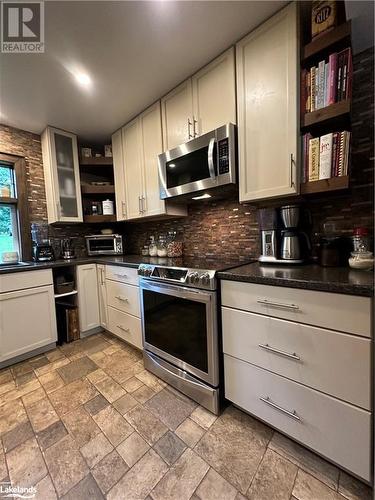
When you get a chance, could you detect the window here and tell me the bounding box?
[0,154,31,263]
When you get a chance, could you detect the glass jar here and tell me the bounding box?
[348,250,374,270]
[352,227,370,252]
[167,231,183,257]
[157,235,168,257]
[141,245,149,256]
[148,236,158,257]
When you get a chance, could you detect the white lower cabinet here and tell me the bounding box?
[224,355,371,482]
[221,279,373,482]
[104,265,142,350]
[77,264,100,333]
[97,264,107,329]
[0,270,57,364]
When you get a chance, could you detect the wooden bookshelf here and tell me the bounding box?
[303,21,351,61]
[81,184,115,194]
[302,99,351,128]
[300,175,349,195]
[83,214,116,223]
[80,157,113,166]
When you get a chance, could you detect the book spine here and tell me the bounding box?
[331,132,339,177]
[306,69,311,112]
[324,62,329,107]
[335,132,341,176]
[341,49,349,99]
[301,69,308,116]
[309,137,320,181]
[318,61,325,109]
[345,48,353,99]
[319,133,333,179]
[310,67,316,112]
[337,52,344,101]
[328,53,338,105]
[343,131,351,175]
[338,132,345,175]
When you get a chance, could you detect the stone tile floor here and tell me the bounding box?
[0,332,372,500]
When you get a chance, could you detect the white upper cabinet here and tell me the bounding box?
[161,79,194,151]
[139,102,165,217]
[41,126,83,223]
[112,128,127,221]
[192,47,236,136]
[237,3,299,202]
[161,49,236,151]
[122,118,144,220]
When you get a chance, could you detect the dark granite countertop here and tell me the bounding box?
[218,262,374,297]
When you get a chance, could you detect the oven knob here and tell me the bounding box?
[138,266,144,276]
[188,272,199,284]
[145,266,153,277]
[200,273,210,285]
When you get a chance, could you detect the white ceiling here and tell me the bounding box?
[0,0,287,143]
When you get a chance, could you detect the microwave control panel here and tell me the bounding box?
[218,138,230,175]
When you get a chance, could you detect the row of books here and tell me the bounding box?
[302,131,351,183]
[301,47,352,113]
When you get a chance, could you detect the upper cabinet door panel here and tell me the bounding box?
[140,102,164,217]
[112,129,127,221]
[41,126,83,223]
[161,79,193,151]
[192,47,236,136]
[122,119,143,219]
[237,3,298,202]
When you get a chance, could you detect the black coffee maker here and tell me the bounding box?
[31,222,54,262]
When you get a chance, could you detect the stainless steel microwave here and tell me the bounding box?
[158,123,236,200]
[85,234,123,256]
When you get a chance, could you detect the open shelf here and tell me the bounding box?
[54,290,78,299]
[81,184,115,194]
[83,214,116,223]
[303,21,351,61]
[302,100,351,128]
[80,157,113,166]
[300,175,349,195]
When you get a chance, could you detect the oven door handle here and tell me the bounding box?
[141,280,213,302]
[207,137,216,180]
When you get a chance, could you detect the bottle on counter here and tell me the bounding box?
[149,236,158,257]
[157,235,168,257]
[167,230,183,257]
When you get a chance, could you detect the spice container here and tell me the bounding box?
[149,236,158,257]
[157,235,168,257]
[349,251,374,270]
[167,231,183,257]
[352,227,370,252]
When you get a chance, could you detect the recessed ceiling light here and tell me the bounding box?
[168,163,176,168]
[74,72,92,88]
[192,193,212,200]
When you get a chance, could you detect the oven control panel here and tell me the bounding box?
[138,265,216,290]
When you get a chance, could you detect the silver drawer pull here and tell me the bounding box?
[115,295,129,302]
[117,325,130,333]
[257,299,299,311]
[114,273,128,278]
[260,396,300,421]
[259,343,300,361]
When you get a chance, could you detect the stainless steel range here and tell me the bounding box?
[138,260,234,414]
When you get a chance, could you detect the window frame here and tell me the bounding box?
[0,153,31,261]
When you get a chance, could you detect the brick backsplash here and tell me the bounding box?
[0,47,373,261]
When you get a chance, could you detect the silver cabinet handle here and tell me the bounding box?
[193,117,199,137]
[114,273,127,278]
[188,118,193,139]
[115,295,129,302]
[290,153,295,187]
[121,201,126,217]
[138,196,142,214]
[259,343,300,361]
[257,299,299,311]
[100,268,105,285]
[141,195,146,214]
[260,396,300,421]
[117,325,130,333]
[207,137,216,180]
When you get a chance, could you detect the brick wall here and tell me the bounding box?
[1,47,373,261]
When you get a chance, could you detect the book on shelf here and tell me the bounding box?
[303,130,351,183]
[302,47,352,113]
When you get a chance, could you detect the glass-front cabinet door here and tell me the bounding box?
[41,126,83,223]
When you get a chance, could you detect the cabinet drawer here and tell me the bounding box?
[106,280,140,318]
[107,306,142,350]
[105,265,139,286]
[222,307,371,409]
[0,269,53,293]
[224,355,371,482]
[221,281,371,337]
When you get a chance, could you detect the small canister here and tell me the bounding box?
[102,199,114,215]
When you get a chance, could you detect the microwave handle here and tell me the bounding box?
[208,137,216,180]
